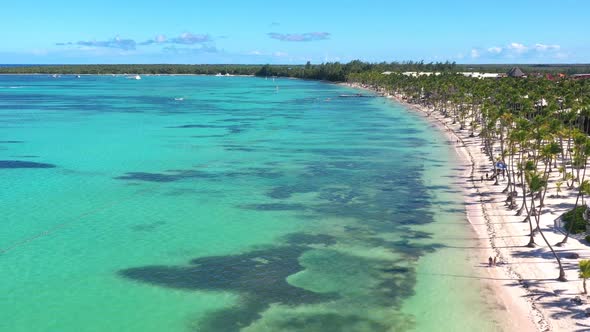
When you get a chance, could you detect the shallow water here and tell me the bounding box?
[0,75,498,331]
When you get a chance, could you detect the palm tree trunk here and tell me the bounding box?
[559,155,588,245]
[517,173,529,216]
[532,195,567,281]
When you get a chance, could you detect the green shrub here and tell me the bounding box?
[563,206,588,234]
[586,235,590,243]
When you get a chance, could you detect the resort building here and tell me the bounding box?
[401,71,442,77]
[571,74,590,80]
[460,72,501,79]
[507,67,526,78]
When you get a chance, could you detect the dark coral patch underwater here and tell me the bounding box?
[0,160,56,168]
[118,233,338,331]
[118,229,427,331]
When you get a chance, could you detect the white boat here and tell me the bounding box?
[215,73,223,77]
[134,75,141,80]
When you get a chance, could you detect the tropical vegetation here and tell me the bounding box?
[563,206,588,235]
[579,260,590,294]
[345,67,590,281]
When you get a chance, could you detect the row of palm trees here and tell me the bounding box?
[348,71,590,281]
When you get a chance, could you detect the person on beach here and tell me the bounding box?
[493,257,497,266]
[480,175,483,182]
[488,257,493,267]
[485,173,488,180]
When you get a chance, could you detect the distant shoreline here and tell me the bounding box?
[2,62,590,78]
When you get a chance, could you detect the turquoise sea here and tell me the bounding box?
[0,75,499,331]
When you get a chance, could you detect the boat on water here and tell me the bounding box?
[215,73,223,77]
[134,75,141,80]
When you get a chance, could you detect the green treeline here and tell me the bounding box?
[255,60,458,81]
[2,61,589,78]
[0,64,262,75]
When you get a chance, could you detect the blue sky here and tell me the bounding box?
[1,0,588,64]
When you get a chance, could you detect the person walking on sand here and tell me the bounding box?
[493,257,497,266]
[488,257,493,267]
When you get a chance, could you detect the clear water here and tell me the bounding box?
[0,75,498,331]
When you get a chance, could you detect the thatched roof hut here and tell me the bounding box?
[507,67,525,78]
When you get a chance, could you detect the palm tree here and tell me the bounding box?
[348,67,590,278]
[527,170,567,281]
[555,180,563,198]
[558,136,590,246]
[521,160,537,248]
[580,260,590,294]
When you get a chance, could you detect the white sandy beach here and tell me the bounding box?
[346,82,590,332]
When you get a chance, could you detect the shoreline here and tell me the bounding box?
[343,82,589,332]
[398,95,545,332]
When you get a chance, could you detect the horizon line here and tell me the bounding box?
[2,62,590,66]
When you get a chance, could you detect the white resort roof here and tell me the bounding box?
[381,71,500,78]
[460,72,500,79]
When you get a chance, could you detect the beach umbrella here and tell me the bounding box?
[495,161,507,170]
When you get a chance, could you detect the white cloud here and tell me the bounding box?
[268,32,330,42]
[163,45,218,54]
[171,33,211,44]
[554,52,569,59]
[273,51,288,57]
[507,42,528,54]
[487,46,503,54]
[29,49,49,56]
[140,33,211,46]
[534,43,560,51]
[469,42,563,60]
